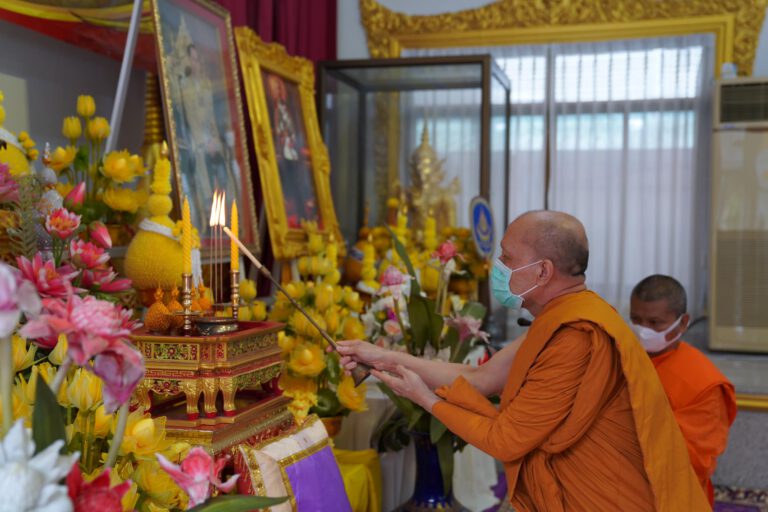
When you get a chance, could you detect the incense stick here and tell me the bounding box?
[223,226,371,386]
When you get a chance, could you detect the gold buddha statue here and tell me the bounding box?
[407,123,459,233]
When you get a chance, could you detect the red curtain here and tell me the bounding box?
[216,0,337,63]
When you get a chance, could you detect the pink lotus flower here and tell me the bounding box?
[383,319,402,337]
[0,163,18,203]
[69,239,109,270]
[88,221,112,249]
[67,465,130,512]
[21,293,136,359]
[63,182,86,211]
[446,314,490,344]
[81,268,132,293]
[380,266,406,287]
[93,341,145,413]
[16,254,81,298]
[0,262,41,337]
[432,240,459,265]
[157,447,239,508]
[45,207,81,240]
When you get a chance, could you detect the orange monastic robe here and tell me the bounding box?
[432,290,709,512]
[651,341,737,505]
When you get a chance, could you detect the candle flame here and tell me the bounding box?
[209,190,219,227]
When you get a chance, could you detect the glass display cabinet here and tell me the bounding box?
[318,55,511,251]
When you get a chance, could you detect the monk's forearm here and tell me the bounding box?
[388,351,478,391]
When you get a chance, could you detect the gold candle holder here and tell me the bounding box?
[182,273,193,332]
[230,269,239,321]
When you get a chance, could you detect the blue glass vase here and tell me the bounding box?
[395,431,468,512]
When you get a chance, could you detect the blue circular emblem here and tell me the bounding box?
[470,197,494,259]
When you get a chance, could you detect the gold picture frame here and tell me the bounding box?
[234,27,343,260]
[151,0,259,255]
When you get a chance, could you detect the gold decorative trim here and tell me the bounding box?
[234,27,344,260]
[360,0,768,76]
[736,393,768,412]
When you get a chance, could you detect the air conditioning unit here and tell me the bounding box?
[709,78,768,352]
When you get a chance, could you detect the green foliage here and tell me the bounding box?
[435,431,455,494]
[188,495,289,512]
[32,381,67,455]
[8,174,41,259]
[311,388,342,417]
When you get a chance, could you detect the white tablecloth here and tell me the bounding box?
[334,380,499,512]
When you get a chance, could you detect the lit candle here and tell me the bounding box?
[230,201,239,272]
[182,196,192,274]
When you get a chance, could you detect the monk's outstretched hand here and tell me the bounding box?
[334,340,395,373]
[372,365,440,413]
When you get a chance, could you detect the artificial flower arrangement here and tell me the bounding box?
[269,222,367,423]
[362,231,490,495]
[48,95,148,243]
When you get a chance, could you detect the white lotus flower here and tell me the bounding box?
[0,419,79,512]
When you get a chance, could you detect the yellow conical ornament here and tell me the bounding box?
[0,90,33,177]
[124,154,183,304]
[145,287,171,333]
[166,286,184,329]
[197,283,212,313]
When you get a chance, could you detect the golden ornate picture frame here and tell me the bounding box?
[234,27,343,260]
[151,0,259,255]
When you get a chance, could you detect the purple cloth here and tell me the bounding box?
[284,444,351,512]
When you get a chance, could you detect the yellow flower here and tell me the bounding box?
[325,307,340,336]
[75,404,113,438]
[252,300,267,321]
[119,409,171,458]
[307,233,324,255]
[103,186,147,213]
[337,375,367,412]
[240,279,257,302]
[0,386,32,427]
[314,284,334,312]
[87,116,110,141]
[288,342,326,377]
[48,145,77,173]
[49,334,68,366]
[102,150,145,183]
[77,95,96,118]
[12,335,36,373]
[150,158,172,195]
[67,368,103,411]
[54,182,75,199]
[343,289,363,313]
[287,392,318,424]
[238,305,253,321]
[15,369,37,405]
[278,332,296,354]
[62,116,82,141]
[28,148,39,161]
[421,266,440,293]
[291,310,326,339]
[278,371,318,396]
[36,362,68,406]
[283,281,305,300]
[132,459,187,511]
[342,317,365,340]
[269,300,293,322]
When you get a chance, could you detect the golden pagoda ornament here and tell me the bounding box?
[408,123,459,233]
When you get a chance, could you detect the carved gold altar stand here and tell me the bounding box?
[130,320,295,454]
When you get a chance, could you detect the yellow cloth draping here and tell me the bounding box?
[334,448,382,512]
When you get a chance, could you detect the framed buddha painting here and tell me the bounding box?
[151,0,258,254]
[234,27,343,260]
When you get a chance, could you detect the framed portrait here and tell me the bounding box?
[234,27,343,260]
[151,0,258,254]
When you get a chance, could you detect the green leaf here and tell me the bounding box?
[311,388,342,417]
[386,226,421,296]
[460,301,487,320]
[324,352,342,385]
[188,495,289,512]
[436,432,455,494]
[443,327,460,360]
[429,415,448,444]
[450,339,474,364]
[406,407,425,431]
[377,383,414,417]
[8,175,42,259]
[32,380,67,455]
[407,297,430,355]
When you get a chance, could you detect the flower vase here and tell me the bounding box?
[321,415,344,438]
[395,432,468,512]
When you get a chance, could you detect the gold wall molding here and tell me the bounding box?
[361,0,768,75]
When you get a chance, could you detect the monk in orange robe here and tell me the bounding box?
[630,274,737,506]
[338,210,709,511]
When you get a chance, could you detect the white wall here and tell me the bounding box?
[338,0,768,76]
[0,19,146,154]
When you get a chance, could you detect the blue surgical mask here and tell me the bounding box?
[491,258,542,310]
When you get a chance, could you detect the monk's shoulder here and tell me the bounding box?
[545,323,594,353]
[656,342,732,404]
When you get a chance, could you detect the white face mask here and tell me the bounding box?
[631,316,683,354]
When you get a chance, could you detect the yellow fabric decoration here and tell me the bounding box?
[334,449,382,512]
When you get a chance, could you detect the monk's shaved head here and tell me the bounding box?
[509,210,589,277]
[631,274,687,317]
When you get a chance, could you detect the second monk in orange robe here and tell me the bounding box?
[630,274,737,506]
[339,210,710,511]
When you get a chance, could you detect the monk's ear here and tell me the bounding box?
[537,259,555,284]
[680,313,690,331]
